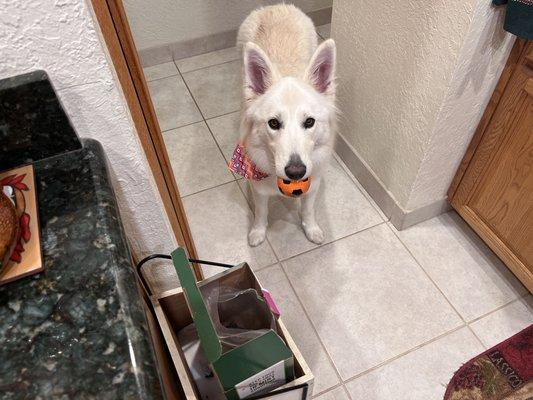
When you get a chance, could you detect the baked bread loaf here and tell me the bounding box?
[0,190,18,273]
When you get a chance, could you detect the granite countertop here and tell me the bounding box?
[0,139,162,399]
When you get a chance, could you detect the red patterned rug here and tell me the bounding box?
[444,325,532,400]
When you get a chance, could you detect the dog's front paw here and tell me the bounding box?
[303,223,324,244]
[248,227,266,247]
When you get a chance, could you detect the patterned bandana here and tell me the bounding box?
[228,142,269,181]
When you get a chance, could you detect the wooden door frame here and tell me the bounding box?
[448,39,532,292]
[90,0,202,280]
[448,39,527,198]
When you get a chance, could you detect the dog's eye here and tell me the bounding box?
[303,117,315,129]
[268,118,281,130]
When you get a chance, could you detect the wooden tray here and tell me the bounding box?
[0,164,43,285]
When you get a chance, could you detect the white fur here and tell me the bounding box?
[237,4,337,246]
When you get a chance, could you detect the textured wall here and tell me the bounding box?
[124,0,331,50]
[333,0,477,208]
[0,0,176,256]
[332,0,514,212]
[406,2,514,210]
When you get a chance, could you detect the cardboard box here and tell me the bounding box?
[152,248,314,399]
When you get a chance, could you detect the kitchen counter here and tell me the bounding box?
[0,139,162,399]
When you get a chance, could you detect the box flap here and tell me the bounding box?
[213,330,294,391]
[172,248,222,362]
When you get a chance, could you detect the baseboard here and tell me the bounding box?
[138,7,332,67]
[334,133,451,230]
[139,29,238,67]
[308,6,332,27]
[391,198,452,230]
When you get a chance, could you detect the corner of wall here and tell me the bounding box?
[333,0,515,230]
[404,0,515,211]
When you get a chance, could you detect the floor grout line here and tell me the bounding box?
[342,384,354,400]
[204,109,241,122]
[174,62,244,198]
[175,61,242,170]
[160,118,204,133]
[277,228,468,393]
[271,214,484,390]
[252,260,280,273]
[278,262,346,393]
[341,324,468,386]
[383,222,519,351]
[388,217,530,325]
[384,222,470,322]
[466,295,524,325]
[311,383,344,398]
[174,59,210,122]
[275,220,387,265]
[180,179,237,199]
[203,113,240,173]
[332,153,389,223]
[466,324,487,350]
[159,110,241,144]
[144,72,180,83]
[175,57,240,75]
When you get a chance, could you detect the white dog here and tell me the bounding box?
[229,4,336,247]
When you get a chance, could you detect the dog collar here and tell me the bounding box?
[228,142,269,181]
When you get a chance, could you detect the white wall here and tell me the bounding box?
[0,0,176,257]
[405,1,514,210]
[124,0,331,51]
[332,0,514,215]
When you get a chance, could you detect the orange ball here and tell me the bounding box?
[277,177,312,197]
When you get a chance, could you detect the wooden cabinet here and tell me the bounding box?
[449,40,533,292]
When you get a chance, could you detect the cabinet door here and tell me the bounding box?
[449,40,533,292]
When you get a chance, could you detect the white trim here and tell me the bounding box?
[334,133,451,230]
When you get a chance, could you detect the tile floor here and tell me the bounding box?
[144,26,532,399]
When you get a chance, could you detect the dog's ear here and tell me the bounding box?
[305,39,336,96]
[243,42,276,98]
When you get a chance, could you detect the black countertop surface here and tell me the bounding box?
[0,71,81,171]
[0,139,163,399]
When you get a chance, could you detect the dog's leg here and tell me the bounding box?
[249,186,269,247]
[301,182,324,244]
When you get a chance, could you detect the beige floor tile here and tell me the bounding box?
[256,265,340,394]
[143,62,178,81]
[163,122,233,197]
[345,328,484,400]
[206,111,241,162]
[314,386,349,400]
[183,60,241,119]
[333,154,388,221]
[470,295,533,348]
[394,212,527,322]
[182,182,277,272]
[148,75,202,130]
[317,24,331,39]
[267,158,383,260]
[176,47,239,73]
[282,224,463,379]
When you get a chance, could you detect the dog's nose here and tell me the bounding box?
[285,154,307,180]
